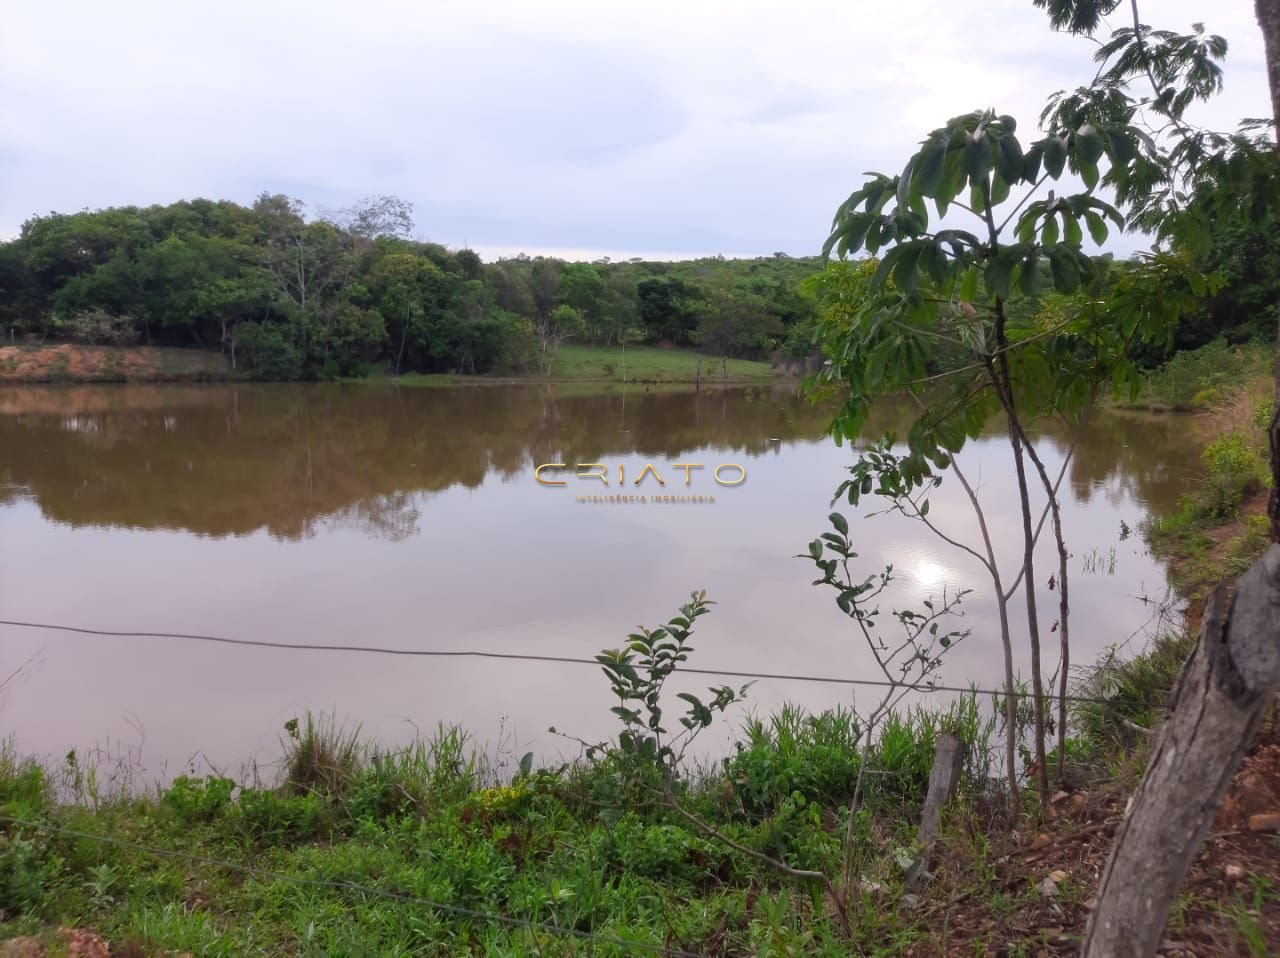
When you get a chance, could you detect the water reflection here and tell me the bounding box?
[0,384,1194,783]
[0,384,833,540]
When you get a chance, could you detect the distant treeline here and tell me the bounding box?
[1,190,1272,383]
[0,195,822,380]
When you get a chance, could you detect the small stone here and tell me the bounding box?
[1038,876,1059,897]
[900,893,920,908]
[1083,897,1097,910]
[1031,833,1052,849]
[1224,863,1246,881]
[1247,812,1280,833]
[1049,869,1068,883]
[1,938,48,958]
[56,930,108,958]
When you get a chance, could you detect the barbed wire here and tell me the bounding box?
[0,618,1118,704]
[0,814,709,958]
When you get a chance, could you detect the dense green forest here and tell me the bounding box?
[0,175,1275,381]
[0,196,822,380]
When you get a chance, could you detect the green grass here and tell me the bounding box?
[551,345,776,382]
[373,347,779,387]
[0,700,995,956]
[4,674,1272,954]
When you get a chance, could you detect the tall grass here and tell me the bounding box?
[280,711,364,798]
[281,712,489,811]
[1072,632,1195,756]
[722,694,995,817]
[0,740,49,815]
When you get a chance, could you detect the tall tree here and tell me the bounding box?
[1257,0,1280,539]
[1021,2,1280,952]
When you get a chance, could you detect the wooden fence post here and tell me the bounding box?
[1083,544,1280,956]
[907,732,964,888]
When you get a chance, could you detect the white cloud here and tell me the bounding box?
[0,0,1269,258]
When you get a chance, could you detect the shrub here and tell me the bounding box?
[1143,339,1271,409]
[161,775,235,824]
[236,322,303,380]
[232,789,328,844]
[724,705,863,817]
[0,832,59,917]
[59,309,141,346]
[1200,431,1265,522]
[607,813,703,881]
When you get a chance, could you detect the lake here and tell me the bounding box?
[0,383,1197,784]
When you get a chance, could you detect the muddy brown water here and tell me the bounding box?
[0,383,1196,784]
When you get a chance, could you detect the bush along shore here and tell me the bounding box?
[1142,340,1276,612]
[2,593,1278,956]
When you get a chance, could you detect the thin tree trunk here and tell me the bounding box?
[1083,545,1280,956]
[1052,512,1069,783]
[990,311,1050,808]
[395,302,410,377]
[1005,414,1049,807]
[951,458,1020,806]
[1008,426,1072,785]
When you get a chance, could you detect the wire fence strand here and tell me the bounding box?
[0,814,709,958]
[0,618,1115,704]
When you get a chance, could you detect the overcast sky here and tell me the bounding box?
[1,0,1270,260]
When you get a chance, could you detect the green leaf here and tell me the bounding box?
[997,135,1024,185]
[1047,246,1081,292]
[1044,136,1067,178]
[919,242,950,285]
[963,135,990,186]
[1041,214,1059,247]
[808,539,823,560]
[1063,212,1082,246]
[1105,127,1136,165]
[1074,126,1105,165]
[990,171,1010,205]
[829,512,849,535]
[983,250,1018,299]
[894,244,923,294]
[1019,254,1040,296]
[914,139,947,197]
[969,180,987,215]
[870,245,907,291]
[1017,208,1038,244]
[896,161,914,211]
[1084,209,1108,245]
[935,150,966,217]
[1022,142,1044,181]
